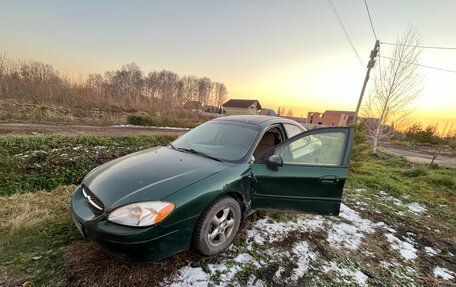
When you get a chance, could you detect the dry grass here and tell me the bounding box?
[0,99,131,125]
[64,240,206,287]
[0,186,76,286]
[0,185,74,231]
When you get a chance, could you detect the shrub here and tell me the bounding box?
[127,114,152,126]
[349,123,370,172]
[127,113,199,128]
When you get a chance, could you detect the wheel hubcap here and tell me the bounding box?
[207,207,235,246]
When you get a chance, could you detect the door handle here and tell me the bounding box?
[319,176,340,184]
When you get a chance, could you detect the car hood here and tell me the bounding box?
[82,146,230,209]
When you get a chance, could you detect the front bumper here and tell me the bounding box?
[70,185,198,262]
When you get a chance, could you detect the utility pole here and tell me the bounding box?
[353,40,380,123]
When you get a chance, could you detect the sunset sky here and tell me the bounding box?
[1,0,455,130]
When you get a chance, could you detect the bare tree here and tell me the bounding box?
[0,54,6,99]
[86,73,104,104]
[197,77,212,106]
[363,28,423,153]
[105,63,145,106]
[182,75,199,102]
[286,109,294,117]
[213,82,228,107]
[277,107,286,116]
[0,56,228,115]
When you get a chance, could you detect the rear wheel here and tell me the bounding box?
[193,196,241,255]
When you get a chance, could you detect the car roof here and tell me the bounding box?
[212,115,304,129]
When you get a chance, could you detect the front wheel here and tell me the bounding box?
[193,196,242,255]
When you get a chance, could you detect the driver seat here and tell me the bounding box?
[253,133,275,159]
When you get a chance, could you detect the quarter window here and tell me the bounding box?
[283,124,303,138]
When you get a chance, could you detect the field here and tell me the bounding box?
[0,135,455,286]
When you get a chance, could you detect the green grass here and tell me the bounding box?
[347,152,456,226]
[0,134,176,196]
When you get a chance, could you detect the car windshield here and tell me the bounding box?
[171,121,259,162]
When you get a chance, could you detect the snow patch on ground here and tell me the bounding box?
[327,204,383,250]
[386,233,417,260]
[290,241,317,281]
[167,197,435,286]
[379,191,405,207]
[112,124,190,130]
[323,262,368,287]
[245,215,323,247]
[168,266,209,287]
[354,188,366,193]
[377,191,428,215]
[379,261,417,283]
[168,253,261,287]
[406,202,427,214]
[246,204,382,252]
[207,253,261,286]
[425,246,439,256]
[433,267,455,280]
[274,266,285,279]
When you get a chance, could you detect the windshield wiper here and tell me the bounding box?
[174,147,223,162]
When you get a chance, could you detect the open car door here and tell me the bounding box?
[251,127,354,215]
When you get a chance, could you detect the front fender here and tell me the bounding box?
[160,164,252,228]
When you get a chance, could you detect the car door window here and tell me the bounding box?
[276,131,346,166]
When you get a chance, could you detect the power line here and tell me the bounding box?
[325,0,364,66]
[381,42,456,50]
[363,0,378,41]
[380,55,456,74]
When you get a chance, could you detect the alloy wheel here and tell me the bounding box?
[207,207,235,246]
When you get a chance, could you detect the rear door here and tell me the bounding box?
[251,127,354,215]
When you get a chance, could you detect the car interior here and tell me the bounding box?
[253,127,284,160]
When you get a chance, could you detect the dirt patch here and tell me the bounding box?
[378,146,455,169]
[0,123,187,137]
[64,240,205,287]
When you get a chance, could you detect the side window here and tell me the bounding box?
[275,131,346,166]
[283,124,303,138]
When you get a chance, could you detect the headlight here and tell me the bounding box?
[108,201,175,227]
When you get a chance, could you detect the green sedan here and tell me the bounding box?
[70,115,354,262]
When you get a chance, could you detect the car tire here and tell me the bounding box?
[193,196,242,256]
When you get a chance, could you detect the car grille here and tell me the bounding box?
[82,186,105,214]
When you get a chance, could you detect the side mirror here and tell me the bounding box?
[266,154,283,169]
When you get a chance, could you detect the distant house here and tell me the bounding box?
[259,108,277,116]
[307,110,355,126]
[222,99,262,115]
[183,101,205,112]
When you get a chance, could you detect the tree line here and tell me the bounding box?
[0,56,228,114]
